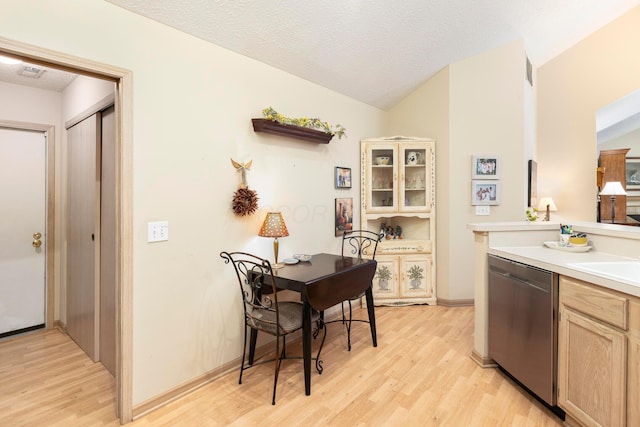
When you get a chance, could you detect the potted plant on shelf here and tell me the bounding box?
[252,106,346,143]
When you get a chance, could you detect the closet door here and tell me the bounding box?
[67,114,100,361]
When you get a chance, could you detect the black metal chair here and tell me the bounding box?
[326,230,382,351]
[220,251,325,405]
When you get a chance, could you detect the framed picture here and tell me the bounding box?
[335,197,353,236]
[471,180,500,205]
[527,159,537,208]
[626,157,640,190]
[472,155,500,179]
[335,166,352,189]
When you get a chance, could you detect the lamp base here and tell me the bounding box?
[272,262,284,270]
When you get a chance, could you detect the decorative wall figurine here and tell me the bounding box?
[230,158,259,216]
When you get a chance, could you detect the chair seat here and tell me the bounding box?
[249,302,319,335]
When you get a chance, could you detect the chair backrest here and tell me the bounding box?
[341,230,383,260]
[220,251,281,335]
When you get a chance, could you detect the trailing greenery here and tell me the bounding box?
[262,106,347,139]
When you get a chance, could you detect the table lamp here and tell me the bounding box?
[258,212,289,268]
[600,181,627,223]
[537,197,557,221]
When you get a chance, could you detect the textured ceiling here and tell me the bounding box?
[0,58,76,92]
[1,1,639,131]
[105,0,640,110]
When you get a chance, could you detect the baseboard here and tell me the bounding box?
[470,350,497,368]
[132,358,238,420]
[54,320,67,332]
[132,329,304,420]
[437,298,474,307]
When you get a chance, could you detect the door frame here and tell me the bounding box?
[0,121,54,329]
[0,37,133,423]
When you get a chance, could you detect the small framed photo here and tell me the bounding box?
[472,155,500,179]
[335,166,352,189]
[335,197,353,236]
[471,180,500,205]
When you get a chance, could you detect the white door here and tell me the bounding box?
[0,127,46,336]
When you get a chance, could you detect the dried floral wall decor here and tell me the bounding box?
[230,158,259,216]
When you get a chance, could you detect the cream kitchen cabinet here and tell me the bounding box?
[558,275,640,427]
[361,136,436,306]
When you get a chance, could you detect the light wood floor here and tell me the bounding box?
[0,306,563,426]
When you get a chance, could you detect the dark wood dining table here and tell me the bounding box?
[250,253,378,396]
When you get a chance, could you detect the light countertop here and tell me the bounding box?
[489,245,640,297]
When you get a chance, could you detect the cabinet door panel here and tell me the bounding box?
[399,255,433,298]
[365,144,398,212]
[399,143,433,213]
[558,307,626,427]
[372,257,399,300]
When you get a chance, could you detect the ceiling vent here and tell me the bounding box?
[18,65,46,79]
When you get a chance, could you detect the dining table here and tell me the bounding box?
[249,252,378,396]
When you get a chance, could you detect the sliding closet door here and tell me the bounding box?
[67,114,101,361]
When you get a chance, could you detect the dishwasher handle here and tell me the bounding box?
[490,269,550,293]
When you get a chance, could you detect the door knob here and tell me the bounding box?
[32,232,42,248]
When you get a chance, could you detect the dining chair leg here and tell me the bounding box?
[239,326,249,384]
[346,300,353,351]
[272,336,285,405]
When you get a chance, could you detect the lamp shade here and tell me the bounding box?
[258,212,289,238]
[600,181,627,196]
[537,197,557,212]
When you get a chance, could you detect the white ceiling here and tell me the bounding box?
[104,0,640,110]
[2,1,639,132]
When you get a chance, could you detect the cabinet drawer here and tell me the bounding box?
[560,276,628,330]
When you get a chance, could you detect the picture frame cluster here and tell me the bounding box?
[335,167,353,236]
[471,155,500,206]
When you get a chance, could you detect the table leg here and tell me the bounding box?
[365,287,377,347]
[302,301,312,395]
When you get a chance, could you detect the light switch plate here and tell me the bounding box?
[148,221,169,242]
[475,206,490,216]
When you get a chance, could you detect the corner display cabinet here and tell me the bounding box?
[361,136,436,306]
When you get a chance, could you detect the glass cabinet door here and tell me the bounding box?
[366,144,398,212]
[399,144,432,212]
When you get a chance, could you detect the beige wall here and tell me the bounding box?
[0,0,383,405]
[386,39,531,301]
[537,5,640,221]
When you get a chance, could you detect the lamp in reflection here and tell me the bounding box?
[258,212,289,268]
[600,181,627,223]
[537,197,557,221]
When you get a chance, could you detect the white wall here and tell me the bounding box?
[599,127,640,157]
[0,0,384,405]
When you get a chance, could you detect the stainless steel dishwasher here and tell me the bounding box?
[488,254,560,409]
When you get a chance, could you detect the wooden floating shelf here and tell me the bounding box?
[252,118,334,144]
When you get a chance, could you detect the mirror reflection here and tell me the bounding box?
[596,89,640,225]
